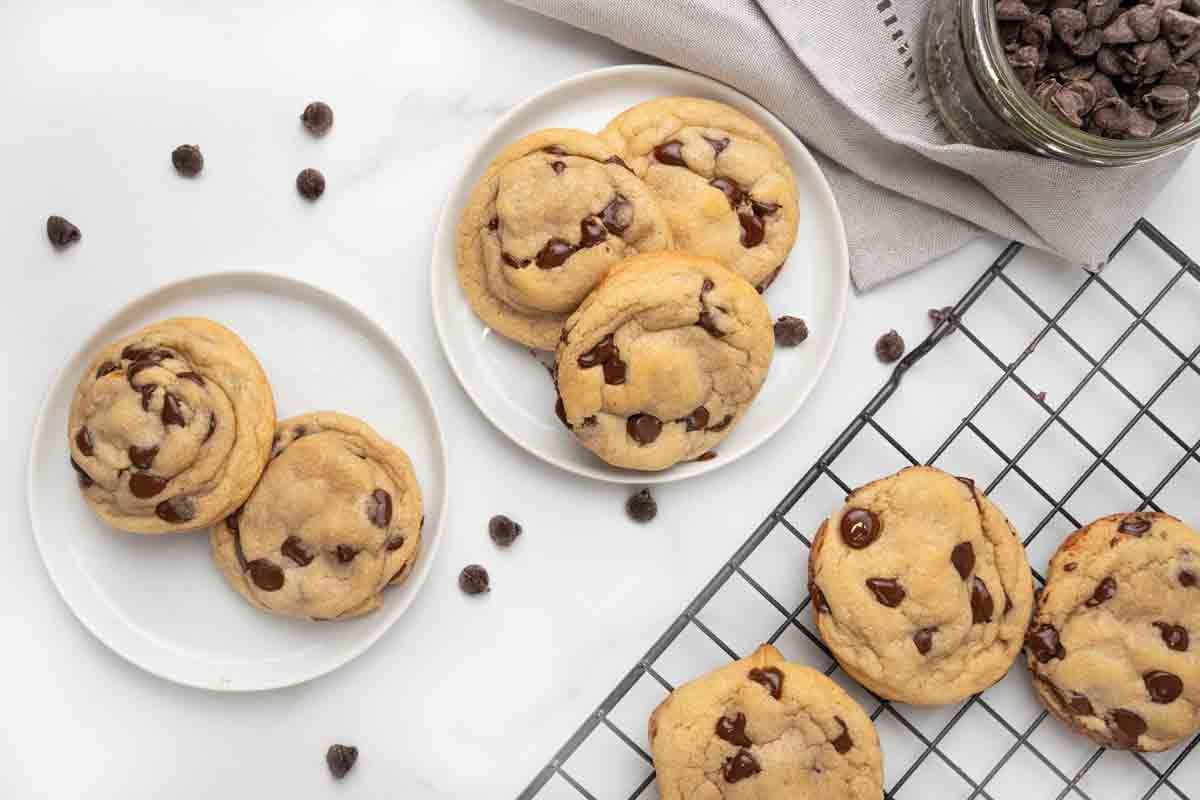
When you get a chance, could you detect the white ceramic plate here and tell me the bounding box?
[432,65,850,484]
[27,272,448,691]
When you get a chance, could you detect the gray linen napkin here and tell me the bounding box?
[506,0,1186,289]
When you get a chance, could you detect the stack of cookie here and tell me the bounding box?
[649,466,1199,798]
[456,97,800,471]
[67,317,423,622]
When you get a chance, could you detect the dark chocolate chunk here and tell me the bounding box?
[75,426,94,457]
[281,536,314,566]
[171,144,204,177]
[1108,709,1147,748]
[459,564,490,595]
[832,717,853,754]
[501,252,528,269]
[1154,622,1189,652]
[951,542,976,580]
[1145,671,1183,704]
[367,489,392,528]
[1066,691,1094,716]
[1026,623,1066,663]
[627,414,662,444]
[748,667,783,699]
[913,627,936,655]
[46,215,81,247]
[385,535,405,552]
[867,577,906,607]
[971,576,995,623]
[579,217,607,247]
[1182,570,1197,588]
[738,209,765,248]
[161,392,186,428]
[335,544,358,564]
[129,472,169,498]
[301,101,334,135]
[773,316,808,347]
[155,495,195,524]
[489,514,522,546]
[716,713,751,747]
[296,167,326,200]
[248,559,284,591]
[537,238,575,269]
[95,361,121,379]
[600,194,633,234]
[128,444,158,470]
[626,489,657,523]
[325,744,357,779]
[1086,576,1117,607]
[653,140,686,166]
[709,177,745,208]
[721,749,760,783]
[683,406,710,432]
[840,508,881,549]
[875,330,906,363]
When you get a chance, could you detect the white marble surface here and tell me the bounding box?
[3,2,1199,798]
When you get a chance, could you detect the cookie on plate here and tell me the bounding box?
[650,643,883,800]
[600,96,799,291]
[210,412,423,621]
[1025,512,1200,752]
[68,317,275,534]
[809,466,1035,705]
[555,251,774,471]
[456,127,674,350]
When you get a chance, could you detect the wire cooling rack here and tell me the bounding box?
[519,219,1200,800]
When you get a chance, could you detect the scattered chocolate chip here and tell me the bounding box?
[46,215,81,248]
[866,577,906,607]
[1027,623,1067,663]
[161,392,186,427]
[171,144,204,177]
[1145,670,1183,703]
[682,406,710,432]
[773,316,808,347]
[875,330,906,363]
[748,667,783,699]
[722,749,760,783]
[95,361,121,379]
[1154,622,1189,652]
[1109,709,1147,748]
[281,536,314,566]
[366,489,392,528]
[459,564,490,594]
[296,168,325,200]
[951,542,976,580]
[155,495,195,524]
[840,508,881,549]
[128,444,158,470]
[627,414,662,445]
[832,717,853,754]
[929,306,955,325]
[716,713,751,747]
[489,514,522,546]
[1119,515,1152,536]
[70,457,93,488]
[971,576,995,623]
[913,627,936,655]
[301,101,334,135]
[75,426,94,457]
[335,544,358,564]
[129,472,169,498]
[1086,576,1117,607]
[627,489,657,523]
[325,744,357,779]
[653,140,686,166]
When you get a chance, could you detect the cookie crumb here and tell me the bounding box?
[488,515,522,547]
[171,144,204,177]
[301,101,334,136]
[627,489,657,523]
[875,330,905,363]
[46,215,81,248]
[296,167,326,200]
[325,744,358,779]
[1035,391,1047,403]
[459,564,490,595]
[773,316,808,347]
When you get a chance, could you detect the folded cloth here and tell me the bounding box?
[505,0,1186,289]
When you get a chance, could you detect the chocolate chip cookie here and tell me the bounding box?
[68,317,275,534]
[456,128,674,350]
[209,412,423,621]
[809,466,1036,705]
[555,251,774,471]
[650,643,883,800]
[1026,513,1200,752]
[600,97,800,291]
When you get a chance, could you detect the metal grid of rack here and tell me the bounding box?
[520,219,1200,800]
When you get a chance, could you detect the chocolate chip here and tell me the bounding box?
[389,561,409,583]
[866,577,905,607]
[155,495,195,524]
[554,396,570,429]
[579,217,607,248]
[709,177,745,208]
[738,209,766,248]
[75,426,94,457]
[245,558,283,591]
[696,310,725,338]
[542,145,566,156]
[70,457,93,488]
[501,252,528,269]
[161,392,186,427]
[1145,670,1183,704]
[773,316,808,347]
[682,406,710,432]
[204,414,217,442]
[748,667,783,699]
[459,564,490,594]
[294,427,308,440]
[95,361,121,379]
[296,168,325,200]
[1086,576,1117,607]
[301,101,334,136]
[703,135,730,154]
[366,489,392,528]
[128,444,158,470]
[600,194,633,234]
[127,360,159,387]
[1154,622,1189,652]
[550,160,565,175]
[694,450,718,462]
[811,585,831,614]
[281,536,314,566]
[1118,515,1152,535]
[139,384,156,412]
[171,144,203,177]
[385,535,405,552]
[627,414,662,444]
[536,238,574,269]
[708,415,734,433]
[1064,562,1078,572]
[325,744,357,780]
[971,576,995,623]
[653,140,686,166]
[840,508,881,549]
[875,330,906,363]
[913,627,936,655]
[120,344,151,361]
[1066,691,1094,716]
[1026,623,1067,663]
[129,472,169,498]
[577,334,616,368]
[756,266,783,294]
[951,542,976,580]
[832,717,853,754]
[1182,570,1198,588]
[604,155,633,172]
[489,514,522,546]
[929,306,955,325]
[46,215,81,247]
[1109,709,1147,748]
[602,358,626,385]
[487,217,499,231]
[751,200,780,218]
[336,544,358,564]
[178,371,205,386]
[626,489,657,523]
[716,713,751,747]
[721,749,760,783]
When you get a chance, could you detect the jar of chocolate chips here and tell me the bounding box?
[926,0,1200,164]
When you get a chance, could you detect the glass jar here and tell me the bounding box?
[925,0,1200,165]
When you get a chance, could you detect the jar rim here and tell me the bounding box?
[965,0,1200,165]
